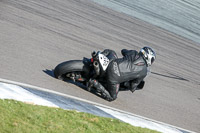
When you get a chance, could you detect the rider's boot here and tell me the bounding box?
[86,79,94,92]
[90,80,113,101]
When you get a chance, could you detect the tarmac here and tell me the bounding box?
[0,0,200,132]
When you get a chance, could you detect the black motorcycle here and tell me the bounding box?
[54,51,113,84]
[54,51,144,93]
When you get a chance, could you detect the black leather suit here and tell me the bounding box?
[93,49,148,101]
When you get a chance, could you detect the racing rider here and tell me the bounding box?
[87,47,156,101]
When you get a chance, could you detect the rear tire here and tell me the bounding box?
[54,60,85,80]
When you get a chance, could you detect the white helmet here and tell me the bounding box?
[140,47,156,66]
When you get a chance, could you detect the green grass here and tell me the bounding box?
[0,99,160,133]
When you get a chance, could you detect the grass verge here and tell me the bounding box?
[0,99,160,133]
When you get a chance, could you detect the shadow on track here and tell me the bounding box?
[43,69,54,78]
[151,72,190,82]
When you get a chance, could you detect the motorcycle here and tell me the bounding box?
[54,51,144,93]
[54,51,114,86]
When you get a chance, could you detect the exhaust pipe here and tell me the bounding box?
[93,61,100,76]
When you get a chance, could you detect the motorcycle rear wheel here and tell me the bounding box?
[54,60,85,80]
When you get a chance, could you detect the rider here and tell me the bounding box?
[87,47,156,101]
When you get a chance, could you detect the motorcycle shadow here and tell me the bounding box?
[43,69,104,99]
[43,69,54,78]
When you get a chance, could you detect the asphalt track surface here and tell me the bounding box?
[0,0,200,132]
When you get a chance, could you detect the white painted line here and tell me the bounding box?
[0,78,195,133]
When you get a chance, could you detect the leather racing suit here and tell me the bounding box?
[90,49,148,101]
